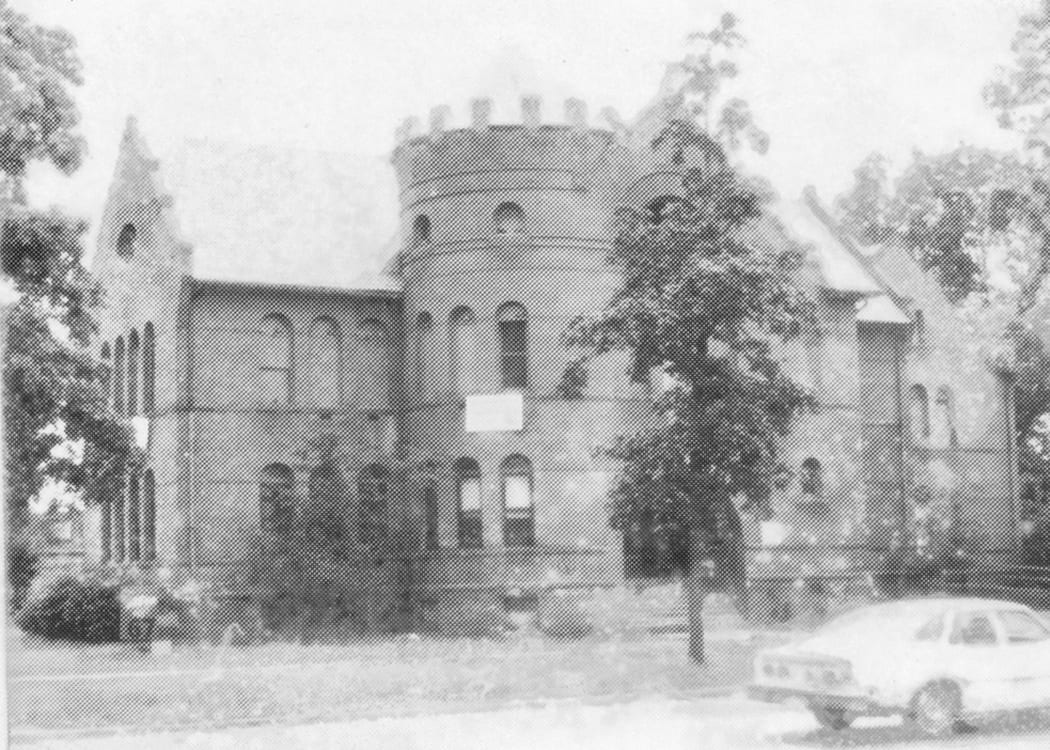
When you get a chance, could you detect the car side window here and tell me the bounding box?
[997,610,1050,644]
[915,614,945,642]
[949,612,998,646]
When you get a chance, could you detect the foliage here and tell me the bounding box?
[0,3,85,193]
[984,0,1050,164]
[2,9,135,533]
[16,576,121,642]
[7,535,37,611]
[566,123,814,567]
[537,590,593,639]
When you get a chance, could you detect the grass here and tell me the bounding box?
[8,628,761,735]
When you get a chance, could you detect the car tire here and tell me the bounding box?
[910,681,962,737]
[810,705,853,731]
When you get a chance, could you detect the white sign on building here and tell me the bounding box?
[464,391,523,433]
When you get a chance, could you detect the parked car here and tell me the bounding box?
[748,597,1050,736]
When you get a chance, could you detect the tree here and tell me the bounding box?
[2,6,135,606]
[567,15,814,663]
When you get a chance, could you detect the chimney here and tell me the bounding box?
[565,98,588,129]
[522,96,542,128]
[429,105,451,136]
[471,98,492,129]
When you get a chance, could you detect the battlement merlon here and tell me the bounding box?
[389,97,634,193]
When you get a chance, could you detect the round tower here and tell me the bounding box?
[390,97,646,617]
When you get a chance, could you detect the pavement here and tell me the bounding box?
[13,696,1050,750]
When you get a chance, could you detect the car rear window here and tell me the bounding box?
[998,610,1050,643]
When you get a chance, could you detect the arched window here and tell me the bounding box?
[909,385,930,444]
[116,223,137,258]
[101,497,112,562]
[912,310,926,350]
[308,317,341,409]
[449,307,477,395]
[358,319,389,408]
[260,464,295,538]
[142,323,156,414]
[799,457,824,497]
[114,478,126,562]
[413,215,432,246]
[308,464,346,546]
[419,461,439,551]
[259,315,293,406]
[502,455,534,547]
[357,464,390,546]
[415,312,433,396]
[114,336,125,415]
[100,342,112,406]
[127,329,139,416]
[933,386,957,448]
[142,470,156,562]
[497,302,528,390]
[128,473,140,561]
[493,202,525,235]
[455,458,483,548]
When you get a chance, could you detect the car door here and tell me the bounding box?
[993,608,1050,709]
[945,609,1010,713]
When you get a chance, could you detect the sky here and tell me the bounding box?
[11,0,1037,263]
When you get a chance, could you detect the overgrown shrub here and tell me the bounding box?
[538,589,593,639]
[17,577,121,642]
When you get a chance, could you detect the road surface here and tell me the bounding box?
[14,695,1050,750]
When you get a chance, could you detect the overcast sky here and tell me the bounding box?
[12,0,1036,257]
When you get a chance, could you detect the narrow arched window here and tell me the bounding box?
[114,336,125,415]
[909,385,930,444]
[260,464,295,538]
[127,329,140,416]
[420,461,439,551]
[308,317,341,409]
[114,477,126,563]
[358,464,390,546]
[413,215,432,246]
[934,386,957,448]
[142,323,156,414]
[101,497,112,562]
[799,457,823,497]
[308,464,346,546]
[497,302,528,389]
[415,312,433,397]
[449,307,477,395]
[142,469,156,562]
[116,223,137,258]
[100,342,112,407]
[455,458,483,548]
[260,315,293,406]
[493,202,525,234]
[912,310,926,350]
[358,318,389,408]
[128,472,140,561]
[502,455,534,547]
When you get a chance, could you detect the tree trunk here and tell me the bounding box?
[687,530,709,663]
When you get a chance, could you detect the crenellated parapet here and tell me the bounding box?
[390,97,634,201]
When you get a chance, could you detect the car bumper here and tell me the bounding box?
[747,685,896,716]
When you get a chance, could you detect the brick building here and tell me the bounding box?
[82,97,1021,629]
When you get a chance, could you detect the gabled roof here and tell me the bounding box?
[122,120,400,292]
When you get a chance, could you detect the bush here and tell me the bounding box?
[17,577,121,643]
[538,590,593,639]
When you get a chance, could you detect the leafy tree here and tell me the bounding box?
[2,5,135,606]
[567,15,813,663]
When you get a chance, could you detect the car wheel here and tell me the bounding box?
[810,705,853,731]
[910,681,961,737]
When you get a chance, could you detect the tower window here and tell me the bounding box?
[116,223,137,258]
[502,455,535,547]
[455,458,483,549]
[449,306,477,395]
[799,457,824,497]
[497,302,528,390]
[493,202,525,235]
[909,384,930,444]
[413,215,432,246]
[259,315,293,406]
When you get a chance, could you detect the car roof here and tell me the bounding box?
[851,597,1033,615]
